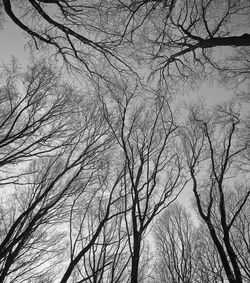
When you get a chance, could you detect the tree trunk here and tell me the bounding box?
[131,232,141,283]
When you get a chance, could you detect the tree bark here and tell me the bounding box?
[131,231,141,283]
[199,34,250,48]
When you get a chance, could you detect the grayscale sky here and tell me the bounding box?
[0,18,30,65]
[0,14,237,214]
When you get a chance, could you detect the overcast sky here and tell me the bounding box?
[0,14,238,214]
[0,17,30,65]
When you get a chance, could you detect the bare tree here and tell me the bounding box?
[193,224,226,283]
[153,203,227,283]
[142,0,250,78]
[0,59,76,184]
[153,203,196,283]
[2,0,133,74]
[2,0,250,82]
[181,100,250,283]
[0,72,116,282]
[70,208,130,283]
[0,59,185,282]
[219,47,250,101]
[59,164,126,283]
[225,184,250,281]
[99,79,187,283]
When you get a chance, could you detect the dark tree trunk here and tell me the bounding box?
[200,34,250,48]
[131,231,141,283]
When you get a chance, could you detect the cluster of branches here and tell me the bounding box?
[0,1,250,280]
[2,0,250,88]
[1,60,249,283]
[0,61,188,283]
[153,102,250,283]
[0,59,249,283]
[0,60,116,282]
[154,203,226,283]
[154,193,250,283]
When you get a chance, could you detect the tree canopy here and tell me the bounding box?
[0,1,250,283]
[2,0,250,84]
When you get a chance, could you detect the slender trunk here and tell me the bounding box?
[206,224,236,283]
[131,231,141,283]
[60,218,108,283]
[191,171,238,283]
[223,233,242,283]
[218,182,243,283]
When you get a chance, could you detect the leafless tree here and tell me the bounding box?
[0,70,116,282]
[2,0,133,74]
[59,163,127,283]
[69,208,130,283]
[153,203,196,283]
[99,79,187,283]
[0,59,77,185]
[153,203,226,283]
[225,184,250,281]
[192,222,227,283]
[2,0,250,83]
[219,47,250,101]
[181,100,250,283]
[142,0,250,79]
